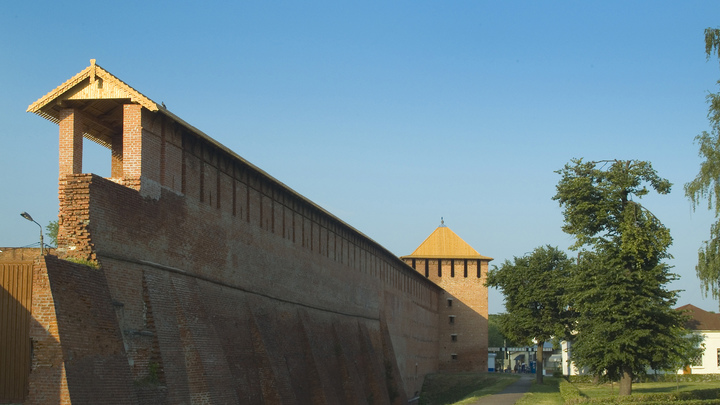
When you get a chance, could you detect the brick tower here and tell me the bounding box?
[400,219,492,372]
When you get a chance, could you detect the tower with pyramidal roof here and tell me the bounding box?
[400,219,492,372]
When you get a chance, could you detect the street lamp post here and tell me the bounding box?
[20,212,44,255]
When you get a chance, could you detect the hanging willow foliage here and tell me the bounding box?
[685,28,720,300]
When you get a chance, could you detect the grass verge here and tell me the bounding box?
[565,378,720,404]
[418,373,520,405]
[515,377,564,405]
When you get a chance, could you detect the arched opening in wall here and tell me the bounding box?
[83,137,111,178]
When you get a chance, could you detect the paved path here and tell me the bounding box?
[468,374,533,405]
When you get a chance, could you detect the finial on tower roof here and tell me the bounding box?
[440,217,446,227]
[89,59,97,84]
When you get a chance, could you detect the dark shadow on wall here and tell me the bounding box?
[27,255,138,405]
[23,254,409,405]
[0,283,32,404]
[25,316,62,404]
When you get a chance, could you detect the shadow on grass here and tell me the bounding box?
[633,384,689,394]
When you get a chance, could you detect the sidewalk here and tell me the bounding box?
[468,374,533,405]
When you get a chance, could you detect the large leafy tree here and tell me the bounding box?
[554,159,689,396]
[487,314,519,372]
[487,245,576,384]
[685,28,720,302]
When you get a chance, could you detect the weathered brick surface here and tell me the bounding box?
[40,165,434,402]
[43,169,440,401]
[403,258,489,373]
[28,256,137,405]
[33,69,447,402]
[58,109,83,176]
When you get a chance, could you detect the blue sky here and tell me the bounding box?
[2,1,720,314]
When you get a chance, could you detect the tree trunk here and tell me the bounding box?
[536,341,544,384]
[619,367,633,396]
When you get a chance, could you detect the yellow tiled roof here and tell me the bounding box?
[401,225,492,260]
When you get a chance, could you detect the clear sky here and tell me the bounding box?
[2,1,720,314]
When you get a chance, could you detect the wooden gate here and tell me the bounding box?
[0,262,33,403]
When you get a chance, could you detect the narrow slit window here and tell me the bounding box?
[447,298,453,307]
[451,334,458,342]
[449,315,455,324]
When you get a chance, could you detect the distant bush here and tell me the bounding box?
[641,374,720,383]
[568,373,720,385]
[560,384,720,404]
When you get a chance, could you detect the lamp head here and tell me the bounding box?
[20,212,34,222]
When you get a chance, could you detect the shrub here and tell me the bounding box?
[64,257,100,269]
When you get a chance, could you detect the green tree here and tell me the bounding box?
[487,314,519,347]
[487,245,576,384]
[555,158,689,396]
[46,220,58,247]
[685,28,720,302]
[488,314,519,373]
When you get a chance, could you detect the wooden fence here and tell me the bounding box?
[0,262,33,403]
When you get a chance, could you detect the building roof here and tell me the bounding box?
[677,304,720,331]
[28,60,160,148]
[400,221,492,260]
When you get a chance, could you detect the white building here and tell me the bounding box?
[561,304,720,376]
[676,304,720,375]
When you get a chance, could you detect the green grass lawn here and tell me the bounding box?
[420,374,720,405]
[574,379,720,399]
[418,373,520,405]
[516,377,720,404]
[515,377,564,405]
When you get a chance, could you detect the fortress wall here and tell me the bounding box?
[28,253,418,404]
[28,256,137,405]
[55,162,440,401]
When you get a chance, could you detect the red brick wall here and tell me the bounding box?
[58,109,83,176]
[45,99,443,401]
[28,256,137,405]
[404,258,489,373]
[48,171,439,402]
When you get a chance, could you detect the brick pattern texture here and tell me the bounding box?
[32,96,450,402]
[43,170,438,402]
[403,258,490,373]
[28,256,137,404]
